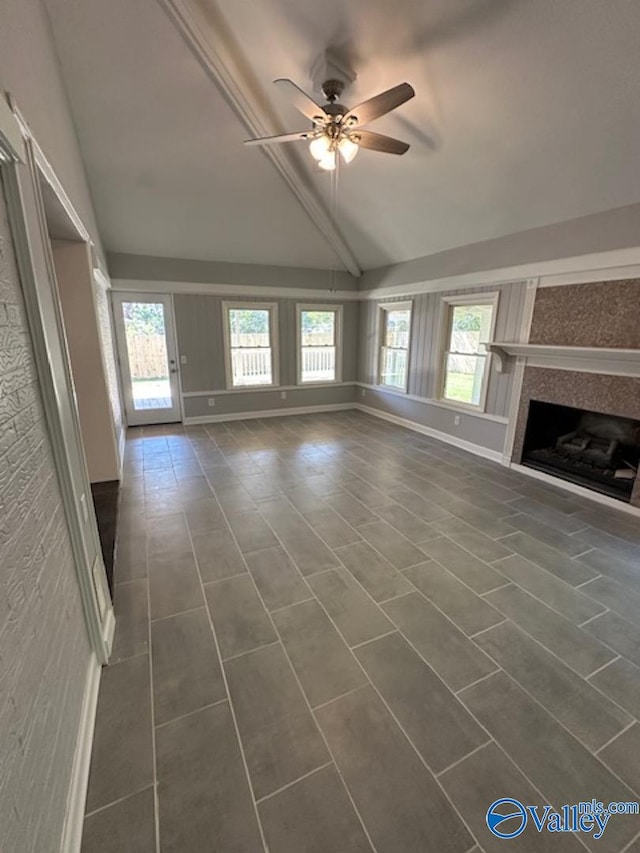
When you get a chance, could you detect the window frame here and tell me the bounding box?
[296,303,343,385]
[438,291,499,413]
[222,300,280,390]
[376,300,413,393]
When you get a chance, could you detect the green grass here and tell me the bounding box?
[444,371,476,404]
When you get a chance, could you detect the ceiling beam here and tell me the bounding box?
[157,0,361,278]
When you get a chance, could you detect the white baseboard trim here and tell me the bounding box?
[355,403,505,463]
[183,402,355,425]
[510,462,640,517]
[102,604,115,658]
[60,653,102,853]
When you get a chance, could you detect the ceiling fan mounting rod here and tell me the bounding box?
[321,78,345,103]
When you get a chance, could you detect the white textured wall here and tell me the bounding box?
[0,179,92,850]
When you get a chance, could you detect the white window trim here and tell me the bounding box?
[296,303,343,385]
[376,300,413,393]
[222,300,280,389]
[437,291,500,413]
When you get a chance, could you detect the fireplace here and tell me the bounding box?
[522,400,640,502]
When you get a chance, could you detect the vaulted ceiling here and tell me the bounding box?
[44,0,640,274]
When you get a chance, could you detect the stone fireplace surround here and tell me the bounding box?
[508,278,640,507]
[512,367,640,507]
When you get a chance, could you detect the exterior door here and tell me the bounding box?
[112,293,181,425]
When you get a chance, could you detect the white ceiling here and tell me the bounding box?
[44,0,640,272]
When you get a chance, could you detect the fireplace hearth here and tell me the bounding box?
[522,400,640,502]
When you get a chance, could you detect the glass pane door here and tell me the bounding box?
[113,294,181,425]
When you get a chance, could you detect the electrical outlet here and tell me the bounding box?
[281,391,287,400]
[454,415,461,426]
[208,397,215,407]
[361,388,366,397]
[180,354,187,364]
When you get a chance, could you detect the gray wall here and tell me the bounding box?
[357,281,527,451]
[358,389,507,455]
[173,294,358,418]
[361,203,640,291]
[0,0,105,266]
[110,252,359,291]
[0,181,91,852]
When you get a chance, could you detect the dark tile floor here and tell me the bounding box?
[91,479,119,597]
[81,411,640,853]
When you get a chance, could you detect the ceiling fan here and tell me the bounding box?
[244,78,415,171]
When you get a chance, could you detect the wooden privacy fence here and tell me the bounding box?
[126,334,168,379]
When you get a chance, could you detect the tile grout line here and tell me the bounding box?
[465,593,639,727]
[254,761,335,805]
[325,435,640,823]
[575,573,603,588]
[435,739,494,779]
[619,828,640,853]
[573,548,595,559]
[476,568,613,632]
[149,602,208,624]
[585,656,621,681]
[594,719,638,756]
[463,605,640,800]
[376,590,416,606]
[154,697,229,731]
[249,488,503,853]
[454,669,501,696]
[215,487,382,853]
[184,488,271,853]
[267,597,316,615]
[315,596,496,852]
[403,528,624,640]
[83,783,155,820]
[468,619,509,640]
[144,501,161,853]
[477,581,511,597]
[221,639,281,663]
[578,609,610,628]
[349,629,399,651]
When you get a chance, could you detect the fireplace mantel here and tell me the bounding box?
[488,342,640,378]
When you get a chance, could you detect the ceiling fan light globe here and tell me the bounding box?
[309,135,331,160]
[338,137,359,164]
[318,150,337,171]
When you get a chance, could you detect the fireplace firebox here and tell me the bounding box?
[522,400,640,502]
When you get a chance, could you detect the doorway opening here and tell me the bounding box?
[39,174,121,596]
[112,293,182,426]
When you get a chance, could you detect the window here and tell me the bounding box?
[223,301,278,388]
[440,294,498,409]
[297,304,342,384]
[378,302,412,391]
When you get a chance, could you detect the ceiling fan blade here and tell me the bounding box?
[344,83,415,127]
[273,78,327,123]
[244,131,312,146]
[355,130,410,155]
